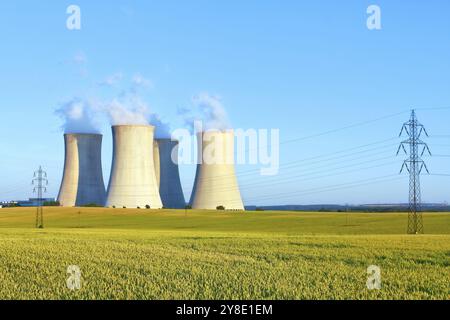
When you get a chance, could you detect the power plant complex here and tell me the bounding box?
[57,125,244,211]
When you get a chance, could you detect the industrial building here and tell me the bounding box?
[190,130,244,210]
[1,198,55,207]
[105,125,163,209]
[57,133,106,207]
[153,139,186,208]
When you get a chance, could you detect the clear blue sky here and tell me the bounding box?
[1,0,450,205]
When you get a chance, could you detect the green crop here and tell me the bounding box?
[0,208,448,300]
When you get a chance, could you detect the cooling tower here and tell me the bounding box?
[153,139,186,208]
[105,125,163,209]
[190,130,245,210]
[57,134,106,207]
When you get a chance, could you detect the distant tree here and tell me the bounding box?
[43,201,60,207]
[185,205,192,210]
[216,206,225,211]
[82,203,102,208]
[255,207,265,211]
[145,205,151,209]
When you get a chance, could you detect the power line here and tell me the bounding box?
[279,110,408,145]
[232,107,449,182]
[191,157,398,195]
[181,138,398,185]
[182,145,399,191]
[236,155,396,190]
[237,110,408,156]
[428,144,450,147]
[415,106,450,111]
[240,161,397,191]
[209,139,446,197]
[270,143,398,173]
[244,175,404,203]
[243,174,399,202]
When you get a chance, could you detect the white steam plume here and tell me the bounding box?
[180,93,230,132]
[56,74,173,134]
[98,72,123,87]
[104,96,150,126]
[149,114,171,138]
[194,93,230,130]
[55,98,100,134]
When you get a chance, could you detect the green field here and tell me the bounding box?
[0,208,448,300]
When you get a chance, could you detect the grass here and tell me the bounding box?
[0,207,448,300]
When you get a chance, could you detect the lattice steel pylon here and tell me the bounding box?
[32,166,48,229]
[397,110,431,234]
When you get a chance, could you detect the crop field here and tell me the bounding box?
[0,208,448,300]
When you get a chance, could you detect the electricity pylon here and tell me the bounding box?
[397,110,431,234]
[32,166,48,229]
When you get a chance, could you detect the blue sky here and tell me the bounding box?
[0,0,450,205]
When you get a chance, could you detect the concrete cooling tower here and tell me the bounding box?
[190,130,245,210]
[57,134,106,207]
[153,139,186,208]
[105,125,163,209]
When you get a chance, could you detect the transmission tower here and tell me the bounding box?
[397,110,431,234]
[32,166,48,229]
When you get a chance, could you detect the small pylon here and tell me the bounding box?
[32,166,48,229]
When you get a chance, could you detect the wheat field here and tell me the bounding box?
[0,208,448,300]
